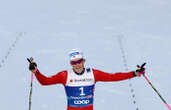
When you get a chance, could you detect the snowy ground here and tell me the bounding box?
[0,0,171,110]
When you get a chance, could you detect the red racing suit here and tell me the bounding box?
[33,68,136,110]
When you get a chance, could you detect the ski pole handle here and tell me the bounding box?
[143,74,171,110]
[141,63,146,68]
[137,62,146,68]
[27,58,31,64]
[27,57,34,64]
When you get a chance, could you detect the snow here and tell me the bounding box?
[0,0,171,110]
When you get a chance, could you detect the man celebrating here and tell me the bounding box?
[28,49,145,110]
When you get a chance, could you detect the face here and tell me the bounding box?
[70,58,85,73]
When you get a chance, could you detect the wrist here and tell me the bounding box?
[132,71,137,77]
[32,68,39,74]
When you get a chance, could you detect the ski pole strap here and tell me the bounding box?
[143,74,150,83]
[31,72,34,83]
[32,68,38,74]
[143,75,171,110]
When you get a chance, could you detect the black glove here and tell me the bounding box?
[27,57,37,71]
[133,63,146,77]
[136,66,145,73]
[29,62,37,71]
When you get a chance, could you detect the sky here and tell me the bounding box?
[0,0,171,110]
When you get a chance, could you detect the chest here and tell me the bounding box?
[66,68,95,87]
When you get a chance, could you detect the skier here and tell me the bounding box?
[28,49,145,110]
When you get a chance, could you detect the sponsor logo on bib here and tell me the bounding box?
[74,100,90,104]
[74,78,93,82]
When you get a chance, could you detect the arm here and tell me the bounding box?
[93,69,136,83]
[33,69,67,86]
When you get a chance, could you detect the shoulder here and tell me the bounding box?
[92,68,103,77]
[55,70,68,85]
[91,68,106,82]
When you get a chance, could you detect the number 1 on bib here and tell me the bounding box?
[80,87,85,96]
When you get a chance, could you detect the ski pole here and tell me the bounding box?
[27,58,34,110]
[143,74,171,110]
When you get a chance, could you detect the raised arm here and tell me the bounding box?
[27,57,67,86]
[93,69,136,83]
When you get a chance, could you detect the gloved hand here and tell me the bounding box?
[27,57,37,72]
[134,63,146,77]
[29,62,37,71]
